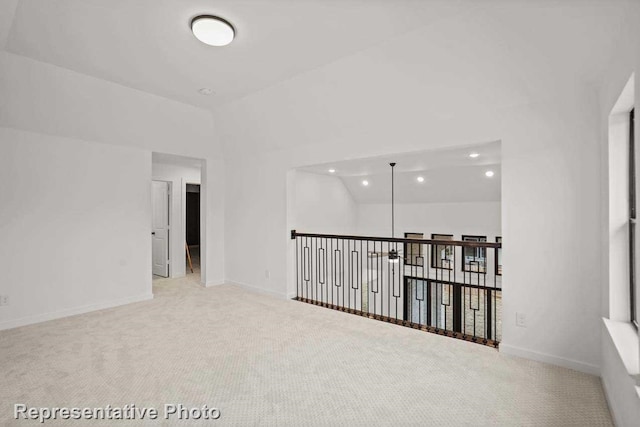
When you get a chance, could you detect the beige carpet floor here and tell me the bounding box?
[0,276,612,426]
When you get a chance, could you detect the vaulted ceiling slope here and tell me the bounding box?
[215,0,637,153]
[2,1,633,114]
[1,0,472,109]
[1,0,636,156]
[0,1,19,49]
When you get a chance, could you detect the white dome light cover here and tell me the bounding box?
[191,15,235,47]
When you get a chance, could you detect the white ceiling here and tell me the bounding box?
[2,0,470,109]
[2,0,631,113]
[211,0,635,154]
[298,141,501,204]
[0,0,636,125]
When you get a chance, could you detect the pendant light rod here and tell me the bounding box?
[390,162,396,238]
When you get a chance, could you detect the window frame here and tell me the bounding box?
[430,233,454,270]
[630,108,638,329]
[461,235,487,274]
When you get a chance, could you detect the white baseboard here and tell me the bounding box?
[0,293,154,331]
[225,280,288,300]
[500,343,600,376]
[204,279,225,287]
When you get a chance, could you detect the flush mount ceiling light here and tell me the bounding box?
[362,180,369,186]
[485,170,495,177]
[198,87,214,95]
[469,152,480,158]
[191,15,235,47]
[416,176,425,183]
[328,169,336,173]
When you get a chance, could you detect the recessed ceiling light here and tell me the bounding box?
[198,88,214,95]
[485,170,494,177]
[328,169,336,173]
[362,180,369,186]
[191,15,235,47]
[469,152,480,158]
[416,176,425,183]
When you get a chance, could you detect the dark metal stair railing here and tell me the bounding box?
[291,230,502,348]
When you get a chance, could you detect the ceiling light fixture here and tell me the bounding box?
[485,170,495,177]
[416,176,425,183]
[198,88,214,95]
[469,152,480,158]
[191,15,235,47]
[328,169,336,173]
[362,180,369,186]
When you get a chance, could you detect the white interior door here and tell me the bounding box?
[152,180,170,277]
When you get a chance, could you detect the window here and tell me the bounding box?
[630,108,638,328]
[495,237,502,276]
[461,235,487,273]
[404,232,424,266]
[431,234,453,270]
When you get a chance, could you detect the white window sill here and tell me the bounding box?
[603,318,640,385]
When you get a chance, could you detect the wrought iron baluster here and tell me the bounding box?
[340,243,344,304]
[295,236,299,300]
[290,231,501,348]
[333,242,337,305]
[387,241,390,321]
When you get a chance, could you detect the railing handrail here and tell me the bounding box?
[291,230,501,248]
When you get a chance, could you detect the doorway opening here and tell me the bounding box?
[151,153,204,285]
[185,183,201,278]
[287,141,502,346]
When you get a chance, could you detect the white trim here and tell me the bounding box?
[204,279,225,287]
[179,177,188,278]
[603,318,640,381]
[225,280,288,300]
[500,343,600,376]
[0,293,154,331]
[151,155,204,281]
[601,376,622,427]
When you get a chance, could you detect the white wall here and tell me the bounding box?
[0,127,152,329]
[598,3,640,423]
[221,96,603,374]
[290,171,357,235]
[0,50,225,328]
[357,202,501,239]
[152,160,201,279]
[0,51,225,287]
[217,9,605,377]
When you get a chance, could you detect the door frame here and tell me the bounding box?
[151,152,210,285]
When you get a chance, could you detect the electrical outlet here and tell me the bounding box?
[516,312,526,327]
[265,270,270,280]
[0,295,8,306]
